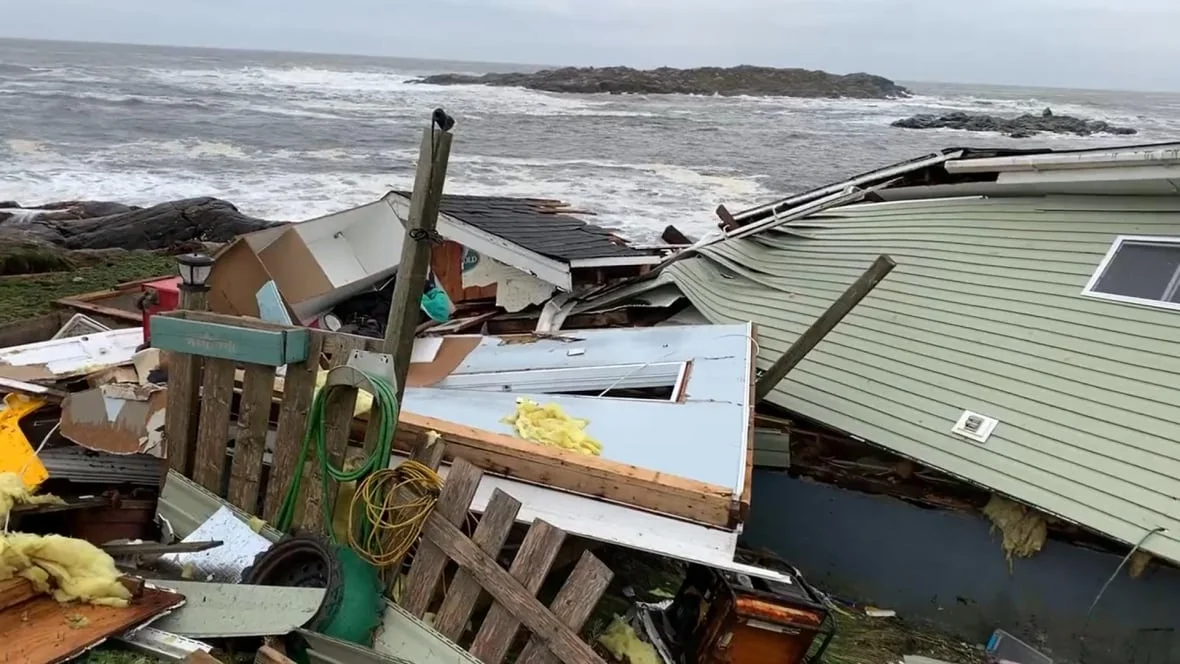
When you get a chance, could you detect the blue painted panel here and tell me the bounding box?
[150,316,308,366]
[402,386,747,490]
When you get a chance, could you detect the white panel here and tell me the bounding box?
[435,361,686,394]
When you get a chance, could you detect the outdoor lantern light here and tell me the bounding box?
[176,252,214,289]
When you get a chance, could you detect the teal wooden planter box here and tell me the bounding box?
[150,315,309,366]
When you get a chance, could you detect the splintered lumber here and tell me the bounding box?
[396,412,736,527]
[0,577,37,612]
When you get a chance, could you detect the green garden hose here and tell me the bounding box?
[274,369,399,541]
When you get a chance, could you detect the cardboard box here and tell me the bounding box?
[209,199,406,323]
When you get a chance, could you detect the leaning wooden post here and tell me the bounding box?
[361,110,453,465]
[382,110,455,400]
[164,253,213,478]
[754,254,896,402]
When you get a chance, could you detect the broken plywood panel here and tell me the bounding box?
[3,585,184,664]
[60,383,167,456]
[0,328,143,383]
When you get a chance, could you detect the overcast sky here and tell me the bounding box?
[5,0,1178,91]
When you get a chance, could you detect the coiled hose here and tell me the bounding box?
[273,370,442,569]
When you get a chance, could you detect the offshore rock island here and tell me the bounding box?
[892,110,1138,138]
[414,65,912,99]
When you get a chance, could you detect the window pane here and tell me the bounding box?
[1093,241,1180,301]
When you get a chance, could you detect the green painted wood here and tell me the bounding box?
[663,194,1180,564]
[150,316,309,366]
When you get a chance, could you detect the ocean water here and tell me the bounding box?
[3,38,1180,241]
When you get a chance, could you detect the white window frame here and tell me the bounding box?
[1081,235,1180,312]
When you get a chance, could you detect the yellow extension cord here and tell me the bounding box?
[346,458,444,569]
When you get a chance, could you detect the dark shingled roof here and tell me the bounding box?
[395,192,648,263]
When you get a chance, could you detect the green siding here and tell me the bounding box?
[667,195,1180,563]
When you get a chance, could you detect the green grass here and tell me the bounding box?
[822,609,987,664]
[0,252,176,324]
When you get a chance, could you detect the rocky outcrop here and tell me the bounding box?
[415,66,911,99]
[891,110,1137,138]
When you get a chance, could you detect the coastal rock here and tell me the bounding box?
[891,110,1137,138]
[0,197,282,251]
[415,65,911,99]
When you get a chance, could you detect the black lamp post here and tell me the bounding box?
[175,253,213,311]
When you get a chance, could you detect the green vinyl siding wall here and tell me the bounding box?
[667,195,1180,563]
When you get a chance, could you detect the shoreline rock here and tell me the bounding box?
[415,65,911,99]
[891,110,1137,138]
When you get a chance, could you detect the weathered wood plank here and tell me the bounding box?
[432,489,521,642]
[516,551,613,664]
[193,358,236,493]
[165,351,201,477]
[401,459,484,618]
[302,334,365,534]
[469,520,566,664]
[263,333,323,523]
[422,514,606,664]
[228,362,277,514]
[395,413,735,528]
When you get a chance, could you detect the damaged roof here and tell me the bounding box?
[393,191,649,262]
[634,194,1180,564]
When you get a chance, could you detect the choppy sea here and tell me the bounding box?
[3,38,1180,241]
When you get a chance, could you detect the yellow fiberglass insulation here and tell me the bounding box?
[501,398,603,456]
[0,532,132,607]
[982,494,1047,566]
[598,615,660,664]
[0,471,65,521]
[0,472,130,607]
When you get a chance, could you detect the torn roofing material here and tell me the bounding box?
[0,327,144,382]
[390,190,654,263]
[642,193,1180,564]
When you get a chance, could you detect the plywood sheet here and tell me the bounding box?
[3,585,185,664]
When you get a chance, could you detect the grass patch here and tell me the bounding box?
[822,609,987,664]
[0,252,176,324]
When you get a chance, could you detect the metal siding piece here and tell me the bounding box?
[158,469,284,543]
[371,601,484,664]
[39,446,163,486]
[149,317,308,366]
[660,194,1180,564]
[150,582,325,638]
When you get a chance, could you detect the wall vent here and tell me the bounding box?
[952,410,998,443]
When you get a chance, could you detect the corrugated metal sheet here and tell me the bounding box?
[663,194,1180,563]
[40,445,163,485]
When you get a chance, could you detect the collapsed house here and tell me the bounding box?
[579,141,1180,663]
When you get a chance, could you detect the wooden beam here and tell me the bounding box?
[432,489,522,642]
[754,254,896,402]
[264,333,323,524]
[422,514,607,664]
[396,412,735,528]
[193,358,236,494]
[516,551,613,664]
[0,578,36,612]
[228,363,276,514]
[383,117,454,404]
[401,458,483,617]
[469,520,567,664]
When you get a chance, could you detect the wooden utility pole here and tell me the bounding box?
[753,254,896,402]
[383,110,454,404]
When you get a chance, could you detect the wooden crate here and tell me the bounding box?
[399,457,612,664]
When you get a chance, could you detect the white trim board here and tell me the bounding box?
[1081,234,1180,312]
[569,255,663,269]
[397,454,793,584]
[383,193,573,291]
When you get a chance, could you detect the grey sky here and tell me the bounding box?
[5,0,1178,90]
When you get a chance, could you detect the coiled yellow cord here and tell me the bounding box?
[347,459,444,569]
